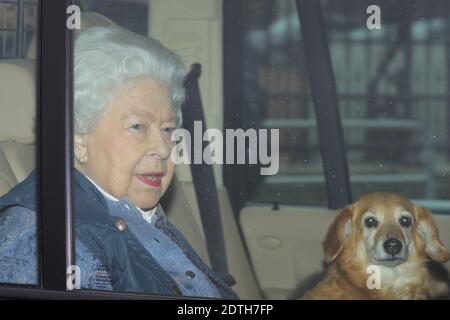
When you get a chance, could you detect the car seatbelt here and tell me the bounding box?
[182,63,236,286]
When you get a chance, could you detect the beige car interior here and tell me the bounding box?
[0,60,36,196]
[0,1,449,300]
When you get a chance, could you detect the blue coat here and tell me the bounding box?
[0,169,238,299]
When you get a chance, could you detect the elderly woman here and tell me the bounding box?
[0,26,238,299]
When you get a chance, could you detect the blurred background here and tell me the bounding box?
[237,0,450,213]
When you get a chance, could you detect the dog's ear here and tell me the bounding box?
[322,205,353,265]
[415,206,450,263]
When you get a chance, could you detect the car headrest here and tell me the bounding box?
[0,59,36,144]
[74,11,117,34]
[26,12,117,60]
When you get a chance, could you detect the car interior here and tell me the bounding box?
[0,0,450,300]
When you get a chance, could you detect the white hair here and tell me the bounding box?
[74,26,187,134]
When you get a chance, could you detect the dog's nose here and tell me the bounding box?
[383,238,402,255]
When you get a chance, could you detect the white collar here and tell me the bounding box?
[85,175,119,202]
[84,174,156,221]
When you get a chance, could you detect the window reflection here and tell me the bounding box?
[238,0,328,206]
[323,0,450,213]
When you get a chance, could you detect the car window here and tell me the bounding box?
[227,0,450,214]
[0,0,39,287]
[323,0,450,214]
[225,0,328,208]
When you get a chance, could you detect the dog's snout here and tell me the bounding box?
[383,238,402,255]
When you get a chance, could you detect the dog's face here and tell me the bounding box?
[323,192,450,268]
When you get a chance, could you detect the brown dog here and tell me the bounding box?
[303,192,450,299]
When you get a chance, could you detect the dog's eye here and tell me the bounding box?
[399,216,412,228]
[364,217,378,228]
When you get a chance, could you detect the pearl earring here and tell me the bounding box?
[79,157,86,164]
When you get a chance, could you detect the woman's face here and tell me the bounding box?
[74,78,177,209]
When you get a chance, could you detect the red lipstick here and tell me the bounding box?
[137,172,164,188]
